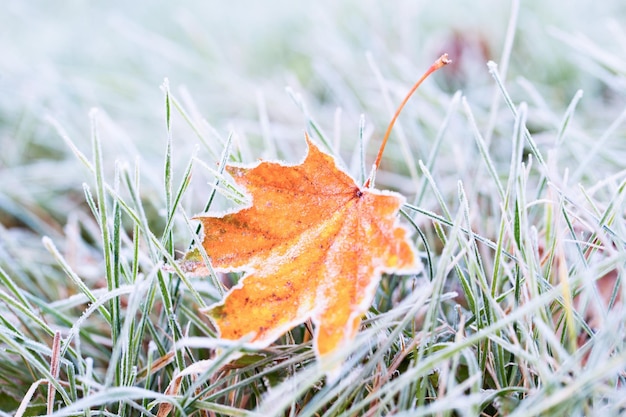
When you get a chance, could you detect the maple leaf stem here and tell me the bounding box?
[365,53,451,188]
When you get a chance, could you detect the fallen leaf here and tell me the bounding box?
[184,134,422,374]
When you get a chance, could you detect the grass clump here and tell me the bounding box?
[1,1,626,416]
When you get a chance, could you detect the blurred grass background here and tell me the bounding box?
[2,0,626,415]
[2,0,625,218]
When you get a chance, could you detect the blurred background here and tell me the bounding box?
[1,0,625,249]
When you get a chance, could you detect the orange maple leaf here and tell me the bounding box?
[185,135,421,366]
[180,54,449,378]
